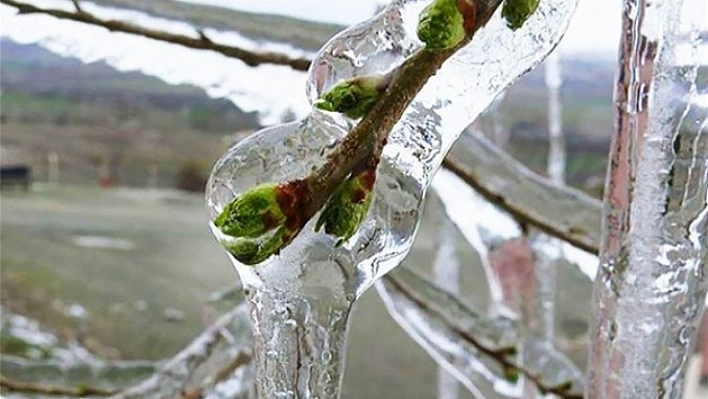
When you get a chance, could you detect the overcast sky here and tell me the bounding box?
[180,0,623,55]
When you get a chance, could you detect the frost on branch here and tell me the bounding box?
[587,0,708,397]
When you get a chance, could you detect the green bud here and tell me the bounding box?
[226,227,288,266]
[550,381,573,394]
[501,0,540,31]
[315,75,386,119]
[315,171,374,246]
[502,364,520,384]
[213,183,285,239]
[417,0,466,50]
[499,345,518,356]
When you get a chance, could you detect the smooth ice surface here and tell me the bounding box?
[587,0,708,398]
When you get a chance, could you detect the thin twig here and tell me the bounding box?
[0,376,116,396]
[0,0,311,71]
[71,0,82,12]
[284,0,506,239]
[0,307,248,398]
[178,350,252,399]
[113,306,247,399]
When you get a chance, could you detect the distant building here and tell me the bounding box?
[0,145,33,191]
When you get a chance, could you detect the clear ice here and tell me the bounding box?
[206,0,580,397]
[586,0,708,398]
[375,48,604,398]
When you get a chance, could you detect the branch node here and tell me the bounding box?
[196,28,212,43]
[71,0,83,13]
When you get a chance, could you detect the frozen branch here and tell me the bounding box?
[0,355,157,391]
[0,0,311,71]
[381,268,584,399]
[0,306,250,398]
[2,0,602,253]
[177,350,252,399]
[211,0,508,262]
[114,305,250,399]
[0,375,117,396]
[444,133,601,254]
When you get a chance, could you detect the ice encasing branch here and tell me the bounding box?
[0,0,311,70]
[2,0,599,253]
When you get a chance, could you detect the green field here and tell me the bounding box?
[1,182,601,398]
[0,184,451,398]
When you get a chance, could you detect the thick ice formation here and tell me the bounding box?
[205,1,580,397]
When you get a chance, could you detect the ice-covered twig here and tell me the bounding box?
[379,267,585,399]
[0,0,311,71]
[0,355,157,391]
[0,375,117,396]
[432,217,461,399]
[0,306,251,398]
[177,350,252,399]
[213,0,507,262]
[114,305,250,399]
[444,133,601,254]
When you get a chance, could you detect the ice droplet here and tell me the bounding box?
[207,0,580,299]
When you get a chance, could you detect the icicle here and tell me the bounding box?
[433,216,462,399]
[529,49,566,344]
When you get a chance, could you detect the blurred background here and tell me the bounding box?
[1,1,705,398]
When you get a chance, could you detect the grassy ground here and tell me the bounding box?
[1,183,599,398]
[1,184,449,398]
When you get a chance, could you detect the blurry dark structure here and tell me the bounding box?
[175,161,207,192]
[0,165,32,191]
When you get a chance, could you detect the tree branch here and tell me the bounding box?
[1,306,250,398]
[0,0,311,71]
[239,0,506,256]
[113,305,249,399]
[444,133,602,254]
[177,350,252,399]
[383,269,583,399]
[0,355,158,392]
[1,376,116,396]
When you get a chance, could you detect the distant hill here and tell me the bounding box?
[0,37,615,190]
[1,39,260,131]
[86,0,343,51]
